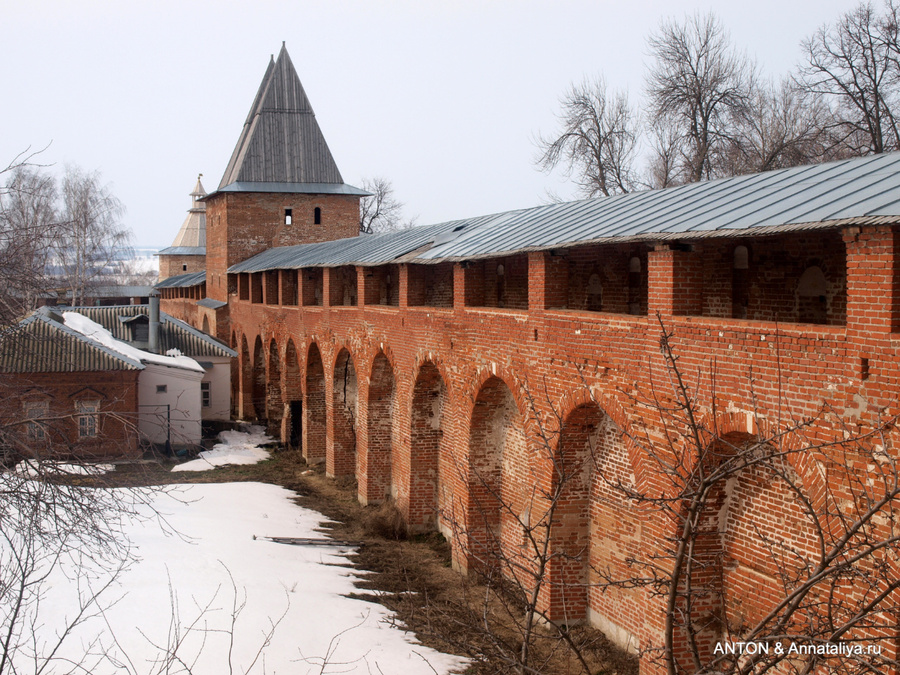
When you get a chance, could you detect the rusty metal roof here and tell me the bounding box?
[227,152,900,272]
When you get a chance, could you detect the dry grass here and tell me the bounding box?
[96,447,638,675]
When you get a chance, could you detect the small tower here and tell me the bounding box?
[157,176,207,281]
[203,44,368,302]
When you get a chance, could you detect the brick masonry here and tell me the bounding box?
[162,184,900,674]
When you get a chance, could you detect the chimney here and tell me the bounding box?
[149,292,160,353]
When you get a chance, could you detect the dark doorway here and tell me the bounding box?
[289,401,302,448]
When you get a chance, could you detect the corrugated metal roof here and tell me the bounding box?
[228,220,481,273]
[155,271,206,288]
[216,44,348,191]
[0,310,144,373]
[227,152,900,273]
[69,305,236,358]
[215,182,369,196]
[197,298,228,309]
[157,246,206,256]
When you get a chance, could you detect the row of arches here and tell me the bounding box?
[227,327,832,646]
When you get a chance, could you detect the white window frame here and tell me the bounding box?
[76,400,99,438]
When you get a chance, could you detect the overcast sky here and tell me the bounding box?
[2,0,859,247]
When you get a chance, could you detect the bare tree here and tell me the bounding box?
[536,77,639,197]
[54,166,130,306]
[358,177,414,234]
[797,1,900,156]
[595,318,900,675]
[724,78,832,174]
[646,12,756,183]
[0,167,58,325]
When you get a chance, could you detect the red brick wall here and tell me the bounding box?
[4,370,141,459]
[205,191,360,302]
[222,223,900,671]
[158,254,206,281]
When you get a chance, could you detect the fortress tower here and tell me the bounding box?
[204,43,367,304]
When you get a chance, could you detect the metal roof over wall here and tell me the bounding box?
[228,152,900,273]
[156,271,206,288]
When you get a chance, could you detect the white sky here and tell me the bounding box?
[2,0,859,246]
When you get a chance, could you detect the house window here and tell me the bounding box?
[24,400,48,441]
[77,400,99,438]
[201,381,211,408]
[157,384,167,394]
[285,208,292,225]
[314,207,321,225]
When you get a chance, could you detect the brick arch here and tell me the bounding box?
[359,350,396,505]
[407,359,449,533]
[330,346,358,478]
[239,334,252,420]
[266,337,282,437]
[539,396,634,624]
[251,335,266,421]
[412,350,455,402]
[463,374,531,577]
[707,410,828,517]
[303,341,326,464]
[283,339,302,448]
[458,362,535,443]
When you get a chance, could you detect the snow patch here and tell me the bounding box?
[62,311,203,372]
[171,425,272,472]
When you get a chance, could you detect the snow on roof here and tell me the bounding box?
[62,312,204,373]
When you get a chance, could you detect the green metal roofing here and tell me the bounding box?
[228,152,900,273]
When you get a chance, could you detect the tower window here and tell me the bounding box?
[182,264,188,272]
[314,207,321,225]
[284,208,292,225]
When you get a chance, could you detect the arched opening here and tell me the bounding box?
[266,339,282,438]
[240,335,252,420]
[252,336,266,421]
[361,352,395,505]
[797,265,828,324]
[409,361,446,533]
[465,376,527,574]
[542,403,602,623]
[314,206,322,225]
[284,340,302,448]
[303,343,326,464]
[201,315,211,334]
[331,348,357,478]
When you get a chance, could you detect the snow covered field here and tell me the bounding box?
[20,482,468,675]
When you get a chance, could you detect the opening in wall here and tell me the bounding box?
[284,208,292,225]
[314,207,321,225]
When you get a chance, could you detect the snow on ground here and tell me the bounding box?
[29,482,468,675]
[14,460,114,476]
[172,425,272,472]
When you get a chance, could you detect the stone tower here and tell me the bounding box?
[157,175,207,281]
[204,44,367,303]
